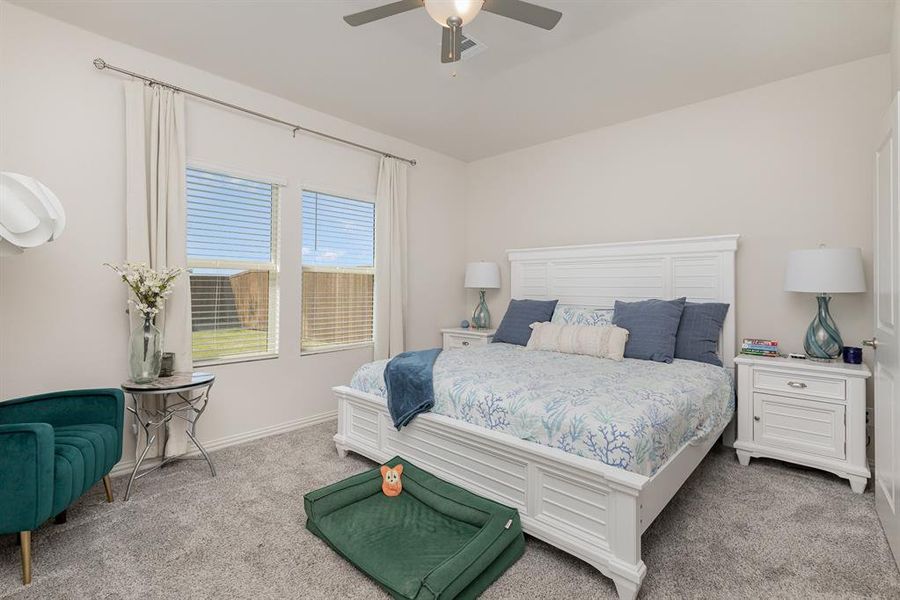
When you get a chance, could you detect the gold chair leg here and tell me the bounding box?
[102,474,113,503]
[19,531,31,585]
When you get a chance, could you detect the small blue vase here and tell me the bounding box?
[472,290,491,329]
[804,294,842,359]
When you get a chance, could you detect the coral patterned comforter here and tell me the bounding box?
[350,342,734,477]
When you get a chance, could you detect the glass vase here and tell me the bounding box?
[803,294,843,359]
[129,314,163,383]
[472,289,491,329]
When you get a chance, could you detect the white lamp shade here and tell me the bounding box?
[423,0,483,26]
[464,261,500,289]
[0,172,65,256]
[784,247,866,293]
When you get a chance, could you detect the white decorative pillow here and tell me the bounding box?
[526,322,629,361]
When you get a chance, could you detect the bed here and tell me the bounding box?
[333,234,739,599]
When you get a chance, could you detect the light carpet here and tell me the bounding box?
[1,420,898,599]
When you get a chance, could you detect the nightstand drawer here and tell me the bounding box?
[444,334,488,350]
[753,369,846,401]
[752,393,845,459]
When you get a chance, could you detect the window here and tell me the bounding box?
[187,167,279,363]
[301,190,375,352]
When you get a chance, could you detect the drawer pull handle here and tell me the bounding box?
[754,416,760,422]
[787,381,808,389]
[462,341,469,346]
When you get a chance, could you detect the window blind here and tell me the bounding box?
[301,190,375,352]
[187,167,279,362]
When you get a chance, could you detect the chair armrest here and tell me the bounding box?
[0,388,124,430]
[0,423,55,533]
[0,389,125,462]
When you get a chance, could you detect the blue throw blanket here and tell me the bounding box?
[384,348,442,430]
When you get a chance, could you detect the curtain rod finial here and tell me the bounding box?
[93,58,107,70]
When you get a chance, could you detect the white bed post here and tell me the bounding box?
[335,394,350,459]
[720,246,738,446]
[719,246,737,370]
[606,485,646,600]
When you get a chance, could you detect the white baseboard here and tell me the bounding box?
[110,410,337,478]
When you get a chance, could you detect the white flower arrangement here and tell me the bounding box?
[106,262,187,319]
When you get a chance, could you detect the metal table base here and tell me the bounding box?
[121,373,216,501]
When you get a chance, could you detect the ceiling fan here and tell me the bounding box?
[343,0,563,63]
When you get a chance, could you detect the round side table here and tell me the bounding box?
[121,372,216,500]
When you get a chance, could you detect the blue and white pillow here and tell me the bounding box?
[551,305,614,327]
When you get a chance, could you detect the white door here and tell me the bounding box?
[874,92,900,568]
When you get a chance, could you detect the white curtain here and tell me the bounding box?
[124,80,192,458]
[374,156,408,360]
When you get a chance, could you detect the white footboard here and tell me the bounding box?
[333,385,649,600]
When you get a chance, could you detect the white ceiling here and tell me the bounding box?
[13,0,894,161]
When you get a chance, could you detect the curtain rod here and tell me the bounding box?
[92,58,417,167]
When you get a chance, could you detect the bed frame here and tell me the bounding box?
[333,234,739,599]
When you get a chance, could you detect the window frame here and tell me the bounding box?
[186,161,283,367]
[300,186,376,356]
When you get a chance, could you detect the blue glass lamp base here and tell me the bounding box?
[472,290,491,329]
[803,294,843,359]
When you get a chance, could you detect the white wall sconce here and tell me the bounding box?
[0,172,65,256]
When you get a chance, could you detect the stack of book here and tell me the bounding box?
[741,338,779,357]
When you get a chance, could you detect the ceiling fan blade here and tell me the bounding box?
[343,0,423,26]
[441,25,463,63]
[481,0,562,30]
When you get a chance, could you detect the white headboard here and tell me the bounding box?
[507,235,740,368]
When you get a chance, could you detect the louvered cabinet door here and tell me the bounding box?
[752,393,845,460]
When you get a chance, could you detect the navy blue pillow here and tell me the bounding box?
[612,298,686,363]
[493,299,559,346]
[675,302,730,366]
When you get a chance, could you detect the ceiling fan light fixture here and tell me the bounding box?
[423,0,483,27]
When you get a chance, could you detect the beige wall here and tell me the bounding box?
[465,54,888,367]
[0,3,467,463]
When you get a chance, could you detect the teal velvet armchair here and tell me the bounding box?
[0,389,124,585]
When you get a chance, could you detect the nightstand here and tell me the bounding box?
[733,354,871,493]
[441,328,495,350]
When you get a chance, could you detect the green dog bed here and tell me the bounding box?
[304,456,525,600]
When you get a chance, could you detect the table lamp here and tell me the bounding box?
[784,247,866,359]
[464,261,500,329]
